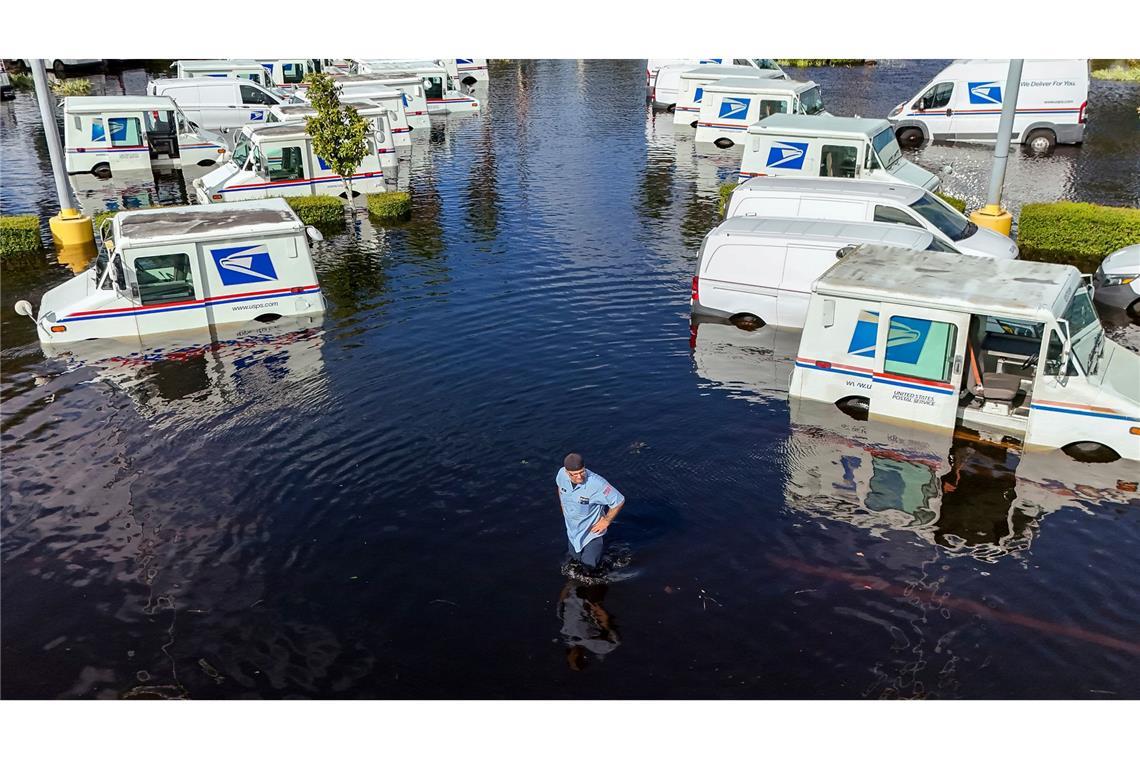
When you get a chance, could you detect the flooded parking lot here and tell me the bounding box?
[2,60,1139,698]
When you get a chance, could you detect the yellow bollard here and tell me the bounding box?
[969,203,1013,238]
[48,207,97,251]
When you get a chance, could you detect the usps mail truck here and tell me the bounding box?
[308,73,431,129]
[267,100,399,177]
[13,199,326,344]
[174,60,274,87]
[648,58,786,102]
[887,59,1089,154]
[454,59,489,84]
[673,66,784,127]
[789,246,1140,462]
[193,123,385,204]
[739,115,940,190]
[357,61,480,114]
[62,96,227,177]
[696,78,827,147]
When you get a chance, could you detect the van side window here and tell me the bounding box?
[758,99,788,118]
[90,118,107,142]
[920,82,953,110]
[281,62,304,84]
[108,117,143,147]
[73,115,81,132]
[820,144,858,178]
[874,205,924,227]
[423,77,443,99]
[267,146,305,181]
[884,316,957,383]
[134,254,195,305]
[241,84,277,106]
[733,59,751,66]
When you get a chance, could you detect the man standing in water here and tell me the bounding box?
[556,453,625,572]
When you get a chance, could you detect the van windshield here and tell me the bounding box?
[797,86,825,115]
[909,193,974,241]
[231,136,252,168]
[751,59,782,71]
[872,128,902,170]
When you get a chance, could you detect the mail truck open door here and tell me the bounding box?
[869,304,969,429]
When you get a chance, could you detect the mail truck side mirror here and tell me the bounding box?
[305,225,324,243]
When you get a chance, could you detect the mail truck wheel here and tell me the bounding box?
[1126,298,1140,324]
[91,162,111,179]
[1061,441,1120,463]
[53,60,67,77]
[461,76,477,86]
[836,396,870,421]
[729,313,764,330]
[197,159,216,167]
[714,137,735,149]
[1024,129,1056,155]
[896,127,923,149]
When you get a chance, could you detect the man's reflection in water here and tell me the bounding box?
[557,581,621,671]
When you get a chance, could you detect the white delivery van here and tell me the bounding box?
[739,114,940,191]
[648,58,786,103]
[690,216,954,329]
[790,246,1140,462]
[173,59,273,87]
[12,199,326,344]
[673,66,784,127]
[887,59,1089,154]
[357,60,480,114]
[309,73,430,129]
[193,123,385,204]
[696,78,826,147]
[148,78,293,131]
[62,96,227,177]
[726,177,1019,260]
[454,59,489,84]
[267,100,398,177]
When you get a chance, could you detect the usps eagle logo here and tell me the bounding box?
[765,141,809,170]
[719,96,751,119]
[249,111,265,121]
[968,81,1002,105]
[211,244,279,286]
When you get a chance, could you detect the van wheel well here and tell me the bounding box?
[1024,128,1057,155]
[338,190,362,199]
[91,162,112,179]
[895,126,924,149]
[197,159,216,167]
[1061,441,1120,463]
[728,313,765,330]
[253,313,282,324]
[836,395,870,421]
[461,76,477,86]
[713,137,735,149]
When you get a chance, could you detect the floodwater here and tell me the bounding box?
[2,60,1139,699]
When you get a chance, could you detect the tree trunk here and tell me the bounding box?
[343,176,357,221]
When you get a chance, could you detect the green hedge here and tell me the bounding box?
[1017,202,1140,272]
[285,196,346,229]
[0,215,43,257]
[718,182,736,217]
[367,192,411,221]
[935,192,967,214]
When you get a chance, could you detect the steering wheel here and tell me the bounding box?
[1021,353,1039,370]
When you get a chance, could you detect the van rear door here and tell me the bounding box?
[868,304,968,429]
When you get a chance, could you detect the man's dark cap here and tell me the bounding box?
[564,453,584,472]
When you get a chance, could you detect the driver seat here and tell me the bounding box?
[966,337,1022,404]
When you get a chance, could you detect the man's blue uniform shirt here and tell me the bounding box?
[556,468,624,553]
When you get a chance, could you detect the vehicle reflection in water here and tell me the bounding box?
[42,315,328,430]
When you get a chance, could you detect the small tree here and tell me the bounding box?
[303,72,370,217]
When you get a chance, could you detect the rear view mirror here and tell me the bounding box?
[306,225,324,243]
[14,300,34,319]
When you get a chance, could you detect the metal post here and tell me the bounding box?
[30,59,95,253]
[969,59,1023,237]
[30,60,77,214]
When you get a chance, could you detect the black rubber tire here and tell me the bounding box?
[1024,129,1057,156]
[836,396,870,421]
[91,163,112,179]
[53,60,66,77]
[896,127,924,149]
[461,76,477,87]
[1062,441,1120,463]
[1126,298,1140,325]
[665,103,676,113]
[197,160,215,167]
[714,137,735,149]
[729,313,764,331]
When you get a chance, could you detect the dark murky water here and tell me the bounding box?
[2,60,1139,699]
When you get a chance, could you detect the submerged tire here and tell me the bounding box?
[1024,129,1056,156]
[896,127,923,149]
[1126,298,1140,324]
[1062,441,1120,463]
[91,163,112,179]
[836,396,870,421]
[714,137,735,149]
[729,313,764,331]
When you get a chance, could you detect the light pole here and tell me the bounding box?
[30,59,95,253]
[968,59,1023,237]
